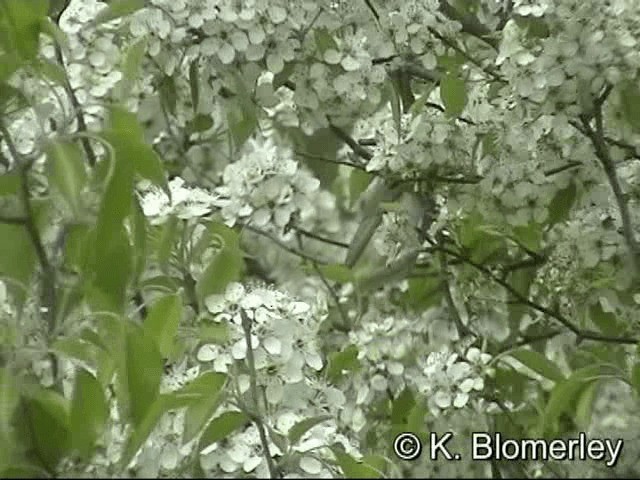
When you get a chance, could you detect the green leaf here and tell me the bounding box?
[50,337,103,369]
[89,224,132,313]
[543,364,604,436]
[0,173,19,196]
[348,169,373,207]
[440,73,467,117]
[574,379,598,430]
[0,223,37,306]
[330,445,383,478]
[70,369,108,459]
[345,213,382,268]
[511,224,542,253]
[0,368,19,434]
[390,387,415,425]
[399,276,442,311]
[288,415,332,445]
[631,361,640,396]
[174,371,227,403]
[93,0,145,25]
[313,264,354,283]
[0,0,49,60]
[196,222,244,301]
[187,114,214,134]
[35,58,67,87]
[120,393,182,469]
[174,372,227,443]
[45,140,87,215]
[188,58,200,112]
[144,294,183,358]
[327,345,361,383]
[130,195,147,281]
[116,37,147,101]
[620,80,640,133]
[155,216,179,271]
[508,349,566,383]
[198,411,249,452]
[22,387,71,472]
[314,28,339,55]
[546,181,577,226]
[159,75,177,116]
[589,302,624,336]
[124,324,163,426]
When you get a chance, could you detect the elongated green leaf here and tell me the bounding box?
[189,59,200,112]
[440,73,467,117]
[198,411,249,452]
[93,0,145,25]
[125,324,163,426]
[0,223,37,306]
[130,195,147,282]
[1,0,49,60]
[103,131,169,197]
[345,212,382,268]
[546,181,577,226]
[330,445,383,478]
[327,345,360,383]
[196,222,244,301]
[120,393,184,470]
[144,294,182,358]
[288,415,332,445]
[0,368,19,434]
[543,364,604,435]
[632,361,640,396]
[45,140,87,215]
[178,372,227,443]
[620,80,640,133]
[89,224,132,313]
[508,349,565,383]
[70,369,108,458]
[115,37,147,101]
[22,387,71,472]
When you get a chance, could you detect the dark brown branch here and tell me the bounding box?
[435,244,638,345]
[241,223,328,265]
[294,226,349,249]
[0,215,28,225]
[579,112,640,275]
[52,43,97,167]
[240,310,280,479]
[327,121,373,161]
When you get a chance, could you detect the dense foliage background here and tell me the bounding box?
[1,0,640,477]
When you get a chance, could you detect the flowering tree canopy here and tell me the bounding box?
[1,0,640,477]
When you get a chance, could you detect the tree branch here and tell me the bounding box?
[240,309,280,479]
[579,111,640,275]
[434,244,638,345]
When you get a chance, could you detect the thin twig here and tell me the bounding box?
[310,262,351,332]
[53,43,97,167]
[0,215,28,225]
[435,244,639,345]
[240,310,279,479]
[293,226,349,249]
[241,223,328,265]
[579,111,640,275]
[327,121,373,161]
[295,150,367,170]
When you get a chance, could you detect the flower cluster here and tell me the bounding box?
[194,282,360,476]
[415,347,493,416]
[212,136,324,233]
[138,176,220,225]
